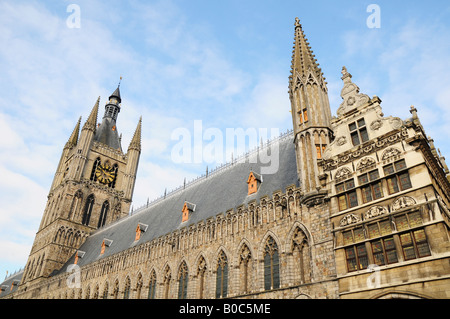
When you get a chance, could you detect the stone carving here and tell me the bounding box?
[335,167,352,179]
[336,136,347,146]
[336,66,370,117]
[340,213,360,227]
[389,117,403,129]
[381,147,401,161]
[365,206,388,220]
[391,196,416,211]
[370,119,383,130]
[357,156,376,170]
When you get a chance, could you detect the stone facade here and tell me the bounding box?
[1,17,449,300]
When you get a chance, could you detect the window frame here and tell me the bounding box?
[349,118,369,146]
[383,159,412,195]
[336,178,358,211]
[358,169,383,203]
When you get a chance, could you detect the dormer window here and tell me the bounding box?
[74,250,85,265]
[101,239,113,255]
[349,118,369,146]
[247,172,262,195]
[182,202,196,223]
[135,222,148,241]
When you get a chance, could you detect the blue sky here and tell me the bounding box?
[1,0,450,280]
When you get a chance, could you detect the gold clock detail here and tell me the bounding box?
[95,163,116,185]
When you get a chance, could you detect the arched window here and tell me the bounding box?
[164,266,171,299]
[216,251,228,298]
[69,190,83,220]
[136,274,143,299]
[82,195,95,226]
[102,282,109,299]
[97,201,109,228]
[90,158,101,181]
[292,228,311,284]
[123,277,131,299]
[264,236,280,290]
[148,270,157,299]
[93,285,99,299]
[178,261,188,299]
[113,280,119,299]
[197,257,207,299]
[239,244,252,294]
[85,286,90,299]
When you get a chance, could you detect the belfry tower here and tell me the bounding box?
[20,84,142,286]
[288,18,333,200]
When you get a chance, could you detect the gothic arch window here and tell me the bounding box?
[197,256,207,299]
[97,201,109,228]
[85,286,91,299]
[113,279,119,299]
[136,273,143,299]
[216,250,228,298]
[164,266,171,299]
[292,227,311,284]
[69,190,83,220]
[263,236,280,290]
[93,285,99,299]
[35,254,44,279]
[123,277,131,299]
[148,270,157,299]
[82,195,95,226]
[239,244,252,294]
[178,261,188,299]
[102,282,109,299]
[90,158,101,181]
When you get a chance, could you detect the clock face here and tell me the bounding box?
[95,163,116,184]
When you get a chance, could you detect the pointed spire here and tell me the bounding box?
[128,116,142,152]
[110,76,122,102]
[65,116,81,149]
[289,17,326,89]
[83,96,100,131]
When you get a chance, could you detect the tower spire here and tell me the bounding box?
[65,116,82,148]
[83,96,100,131]
[128,116,142,152]
[289,17,326,90]
[288,18,333,197]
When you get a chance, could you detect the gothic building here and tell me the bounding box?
[1,18,449,299]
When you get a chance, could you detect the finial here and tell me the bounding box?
[295,17,300,27]
[341,66,352,81]
[118,76,122,88]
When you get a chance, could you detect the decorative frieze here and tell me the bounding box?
[321,128,409,171]
[364,205,388,220]
[391,196,416,211]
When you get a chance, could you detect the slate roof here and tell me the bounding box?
[58,130,298,273]
[94,117,122,151]
[0,270,23,298]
